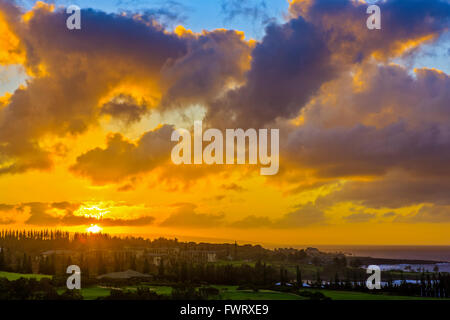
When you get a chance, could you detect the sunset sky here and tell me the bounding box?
[0,0,449,246]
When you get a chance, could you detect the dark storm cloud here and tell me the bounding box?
[203,0,450,128]
[160,28,252,109]
[316,172,450,209]
[206,16,335,128]
[291,0,450,62]
[287,120,450,178]
[283,64,450,181]
[101,94,151,124]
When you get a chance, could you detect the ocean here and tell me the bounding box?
[376,263,450,273]
[312,245,450,262]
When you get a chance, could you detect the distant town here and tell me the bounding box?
[0,230,448,300]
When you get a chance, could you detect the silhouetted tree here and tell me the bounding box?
[0,248,5,270]
[296,265,302,288]
[143,258,150,274]
[158,258,165,278]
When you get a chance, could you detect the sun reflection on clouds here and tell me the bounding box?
[76,203,110,220]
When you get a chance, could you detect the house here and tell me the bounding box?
[144,248,217,264]
[40,250,74,257]
[182,250,217,263]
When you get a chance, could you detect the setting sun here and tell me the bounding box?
[87,224,102,233]
[0,0,449,308]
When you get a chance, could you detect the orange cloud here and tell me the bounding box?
[70,125,174,184]
[22,1,55,23]
[0,11,25,65]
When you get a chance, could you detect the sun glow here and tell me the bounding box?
[77,204,109,219]
[87,224,102,233]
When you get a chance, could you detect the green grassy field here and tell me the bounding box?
[63,285,173,300]
[79,287,112,300]
[125,285,173,296]
[118,285,305,300]
[213,286,306,300]
[300,288,441,300]
[1,271,442,301]
[0,271,51,281]
[56,286,111,300]
[67,284,448,300]
[70,285,306,300]
[212,286,441,300]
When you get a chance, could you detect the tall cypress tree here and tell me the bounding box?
[49,255,56,275]
[143,258,150,274]
[98,253,107,275]
[21,253,28,273]
[0,248,4,270]
[159,258,165,278]
[130,254,137,271]
[296,265,302,288]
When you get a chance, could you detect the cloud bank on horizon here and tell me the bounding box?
[0,0,449,244]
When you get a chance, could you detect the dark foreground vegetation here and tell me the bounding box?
[0,230,449,300]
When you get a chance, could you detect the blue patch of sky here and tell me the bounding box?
[393,32,450,75]
[0,65,27,96]
[19,0,289,40]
